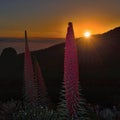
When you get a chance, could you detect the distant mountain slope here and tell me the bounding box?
[103,26,120,37]
[0,26,120,105]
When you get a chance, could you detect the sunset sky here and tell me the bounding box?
[0,0,120,38]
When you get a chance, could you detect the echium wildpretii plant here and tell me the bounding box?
[24,31,50,106]
[57,22,90,120]
[62,22,80,118]
[32,56,50,107]
[12,31,56,120]
[24,30,38,104]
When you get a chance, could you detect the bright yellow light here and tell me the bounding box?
[84,31,91,38]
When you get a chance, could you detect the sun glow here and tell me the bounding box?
[84,31,91,38]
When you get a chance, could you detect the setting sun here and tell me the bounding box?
[84,31,91,38]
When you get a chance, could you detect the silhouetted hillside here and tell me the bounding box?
[103,26,120,38]
[0,48,23,101]
[0,27,120,105]
[1,47,17,57]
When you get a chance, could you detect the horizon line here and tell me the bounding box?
[0,36,66,39]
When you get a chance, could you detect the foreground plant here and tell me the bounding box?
[57,22,90,120]
[24,30,38,103]
[13,102,58,120]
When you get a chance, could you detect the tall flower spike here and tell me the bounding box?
[24,30,38,104]
[33,56,49,106]
[33,56,46,96]
[64,22,80,117]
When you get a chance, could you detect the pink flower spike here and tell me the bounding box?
[64,22,80,116]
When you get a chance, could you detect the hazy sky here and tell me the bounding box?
[0,0,120,38]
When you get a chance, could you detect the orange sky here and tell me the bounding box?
[0,0,120,38]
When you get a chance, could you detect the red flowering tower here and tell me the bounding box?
[33,57,46,96]
[33,57,49,106]
[24,30,38,104]
[64,22,80,117]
